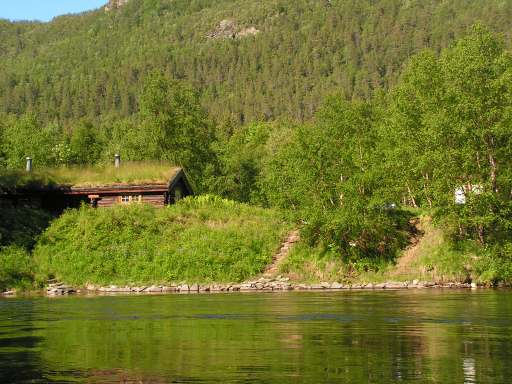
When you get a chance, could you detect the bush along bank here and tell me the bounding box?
[0,206,53,294]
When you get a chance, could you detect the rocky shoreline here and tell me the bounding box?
[41,277,507,296]
[2,277,509,297]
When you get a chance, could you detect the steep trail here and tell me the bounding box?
[393,217,423,274]
[390,216,443,277]
[263,230,300,277]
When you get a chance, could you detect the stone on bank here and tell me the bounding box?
[40,278,487,297]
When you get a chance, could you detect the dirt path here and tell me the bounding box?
[391,216,443,277]
[263,230,301,277]
[393,217,423,274]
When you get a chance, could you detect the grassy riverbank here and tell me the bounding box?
[33,196,292,286]
[278,215,512,286]
[2,202,511,293]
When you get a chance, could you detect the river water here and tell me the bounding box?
[0,290,511,383]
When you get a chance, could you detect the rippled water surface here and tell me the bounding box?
[1,290,511,383]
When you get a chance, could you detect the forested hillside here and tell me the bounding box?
[1,0,512,124]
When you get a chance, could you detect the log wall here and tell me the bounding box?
[94,194,166,207]
[142,194,165,207]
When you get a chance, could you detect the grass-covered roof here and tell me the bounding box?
[0,162,181,191]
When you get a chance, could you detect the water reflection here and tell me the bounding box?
[463,357,476,384]
[0,290,511,383]
[0,300,68,383]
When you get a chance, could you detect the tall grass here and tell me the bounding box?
[0,161,178,189]
[34,196,293,285]
[45,161,179,186]
[278,244,391,284]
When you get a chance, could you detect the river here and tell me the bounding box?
[1,290,511,383]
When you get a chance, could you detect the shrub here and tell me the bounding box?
[0,246,35,291]
[475,242,512,285]
[301,207,414,265]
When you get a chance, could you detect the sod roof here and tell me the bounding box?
[0,162,182,192]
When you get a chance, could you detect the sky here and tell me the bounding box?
[0,0,108,22]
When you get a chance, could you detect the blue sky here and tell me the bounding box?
[0,0,108,22]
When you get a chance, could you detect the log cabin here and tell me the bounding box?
[65,167,193,208]
[0,161,193,212]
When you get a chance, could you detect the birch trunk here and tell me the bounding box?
[406,184,418,208]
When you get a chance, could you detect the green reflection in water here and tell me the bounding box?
[1,290,511,383]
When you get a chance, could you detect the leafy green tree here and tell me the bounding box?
[261,98,379,211]
[213,121,277,203]
[0,113,8,167]
[386,25,512,244]
[69,120,103,165]
[2,114,63,169]
[382,50,443,208]
[259,98,411,263]
[138,71,216,186]
[100,117,141,163]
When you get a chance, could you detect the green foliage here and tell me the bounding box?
[215,26,512,279]
[256,98,411,262]
[476,242,512,284]
[385,25,512,248]
[406,231,476,284]
[0,206,51,291]
[279,241,398,283]
[69,120,103,165]
[302,208,413,264]
[439,194,512,245]
[1,114,65,168]
[0,246,35,291]
[278,244,346,283]
[34,197,292,285]
[212,121,278,203]
[137,71,216,186]
[1,15,512,286]
[0,72,217,190]
[0,206,52,249]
